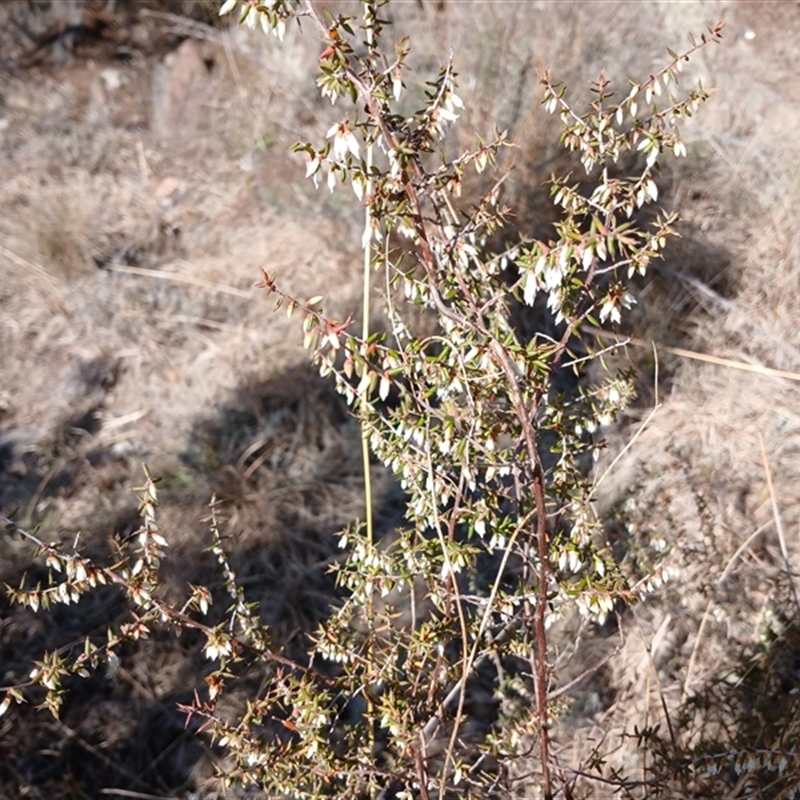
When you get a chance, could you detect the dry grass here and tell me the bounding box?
[2,1,800,797]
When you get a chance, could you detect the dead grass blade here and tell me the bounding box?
[633,338,800,384]
[0,242,60,288]
[100,787,177,799]
[584,326,800,384]
[106,264,253,298]
[758,432,800,617]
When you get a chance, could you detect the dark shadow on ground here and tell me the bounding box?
[0,360,403,798]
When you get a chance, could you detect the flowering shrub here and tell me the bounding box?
[1,3,740,798]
